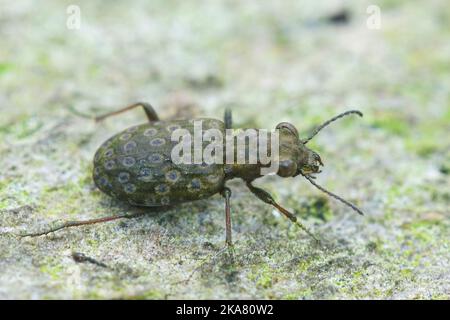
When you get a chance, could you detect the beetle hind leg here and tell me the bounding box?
[95,102,160,123]
[18,212,144,237]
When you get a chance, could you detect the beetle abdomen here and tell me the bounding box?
[93,119,225,206]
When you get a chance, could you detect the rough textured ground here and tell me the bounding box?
[0,0,449,299]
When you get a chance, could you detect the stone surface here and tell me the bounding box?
[0,0,449,299]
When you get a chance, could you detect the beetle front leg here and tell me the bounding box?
[245,181,319,243]
[220,187,233,247]
[95,102,160,123]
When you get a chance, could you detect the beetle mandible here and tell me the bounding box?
[22,102,365,244]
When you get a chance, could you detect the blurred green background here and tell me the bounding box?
[0,0,449,299]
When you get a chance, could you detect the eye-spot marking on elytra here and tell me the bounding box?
[118,172,130,183]
[166,124,181,133]
[138,168,152,181]
[148,153,164,163]
[122,156,136,167]
[161,196,170,205]
[98,177,107,186]
[120,133,132,141]
[155,184,170,195]
[165,170,180,183]
[150,138,166,147]
[123,140,137,153]
[143,128,158,137]
[188,178,202,192]
[104,148,114,157]
[123,183,136,194]
[104,160,115,170]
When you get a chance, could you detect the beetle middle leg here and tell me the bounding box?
[245,181,319,242]
[95,102,160,123]
[224,108,232,129]
[18,212,145,237]
[220,186,233,247]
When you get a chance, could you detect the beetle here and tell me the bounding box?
[21,102,365,245]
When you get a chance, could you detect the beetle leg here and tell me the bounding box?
[224,108,232,129]
[245,181,319,243]
[220,187,233,247]
[18,212,144,237]
[95,102,160,123]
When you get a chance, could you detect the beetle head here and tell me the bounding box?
[297,145,323,176]
[274,110,365,216]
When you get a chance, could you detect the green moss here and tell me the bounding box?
[400,268,413,278]
[40,264,64,280]
[366,237,386,254]
[129,289,167,299]
[431,293,450,300]
[291,195,332,222]
[370,113,409,136]
[251,265,275,289]
[0,116,44,139]
[384,184,420,219]
[282,287,313,300]
[401,220,440,244]
[282,293,298,300]
[0,179,31,210]
[404,122,445,157]
[40,184,86,216]
[410,140,440,157]
[0,62,15,75]
[297,260,311,273]
[439,150,450,175]
[376,0,409,10]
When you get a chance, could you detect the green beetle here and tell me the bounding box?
[22,102,364,244]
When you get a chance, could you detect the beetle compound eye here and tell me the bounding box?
[277,159,297,177]
[314,154,324,166]
[276,122,299,138]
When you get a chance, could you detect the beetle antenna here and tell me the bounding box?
[302,110,363,144]
[301,174,365,215]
